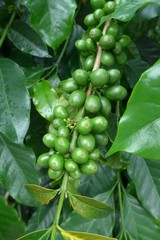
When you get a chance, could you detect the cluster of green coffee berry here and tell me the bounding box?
[77,0,131,69]
[37,104,108,180]
[37,0,131,181]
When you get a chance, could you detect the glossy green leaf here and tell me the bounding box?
[101,0,160,23]
[24,67,48,82]
[0,196,25,240]
[124,194,160,240]
[22,0,77,50]
[27,203,56,232]
[17,229,50,240]
[134,4,160,21]
[136,37,160,65]
[78,165,117,197]
[105,152,129,169]
[24,67,49,89]
[127,155,160,220]
[0,133,39,206]
[68,193,113,219]
[8,21,50,58]
[33,80,58,121]
[49,73,61,88]
[57,226,117,240]
[107,59,160,160]
[0,58,30,143]
[56,192,115,240]
[125,59,149,88]
[26,184,59,204]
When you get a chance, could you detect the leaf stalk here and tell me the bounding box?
[50,172,68,240]
[0,10,16,49]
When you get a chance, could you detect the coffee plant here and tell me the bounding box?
[0,0,160,239]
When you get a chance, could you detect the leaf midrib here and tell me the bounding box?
[0,71,17,140]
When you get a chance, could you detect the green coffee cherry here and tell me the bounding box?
[84,55,95,71]
[54,137,70,154]
[90,68,109,87]
[90,148,101,160]
[89,28,102,41]
[54,105,69,119]
[106,23,120,38]
[59,78,79,93]
[105,85,127,101]
[112,42,122,55]
[73,69,89,86]
[80,160,98,175]
[42,133,57,148]
[37,153,50,168]
[68,90,86,108]
[86,38,97,52]
[99,34,115,49]
[103,1,116,14]
[57,126,70,138]
[52,118,65,129]
[72,147,89,164]
[84,13,98,27]
[93,9,105,21]
[100,96,112,116]
[78,133,96,153]
[119,35,131,48]
[48,168,63,180]
[75,39,87,51]
[85,95,101,113]
[49,154,64,171]
[92,116,108,133]
[101,51,115,67]
[80,51,90,58]
[90,0,105,10]
[69,168,83,179]
[64,158,78,172]
[108,69,121,85]
[77,117,93,134]
[115,51,127,65]
[94,132,109,147]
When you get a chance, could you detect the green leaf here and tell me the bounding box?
[27,204,57,232]
[127,155,160,220]
[107,59,160,160]
[57,226,117,240]
[0,58,30,143]
[134,4,160,21]
[0,133,39,206]
[49,73,61,88]
[136,37,160,65]
[56,192,115,240]
[26,184,59,204]
[17,229,50,240]
[24,67,48,82]
[68,193,113,219]
[0,196,25,240]
[125,59,149,88]
[22,0,77,51]
[124,194,160,240]
[33,80,58,121]
[78,165,117,197]
[24,67,49,89]
[105,152,129,169]
[8,20,50,58]
[100,0,160,23]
